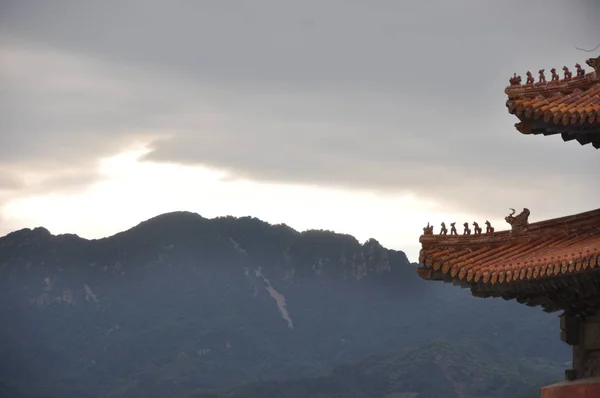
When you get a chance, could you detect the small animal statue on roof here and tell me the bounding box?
[423,222,434,235]
[440,222,448,235]
[473,221,482,235]
[485,220,494,234]
[575,63,586,78]
[505,208,531,234]
[463,222,471,235]
[526,71,535,84]
[538,69,546,83]
[550,68,559,82]
[450,222,458,236]
[509,73,522,86]
[562,66,572,80]
[586,55,600,77]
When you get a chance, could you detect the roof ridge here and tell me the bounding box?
[505,55,599,98]
[420,208,600,245]
[506,73,597,99]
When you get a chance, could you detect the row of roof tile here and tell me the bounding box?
[506,82,600,127]
[418,208,600,285]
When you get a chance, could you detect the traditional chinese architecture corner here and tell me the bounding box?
[417,54,600,398]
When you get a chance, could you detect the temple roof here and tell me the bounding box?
[417,208,600,313]
[413,53,600,314]
[418,208,600,285]
[505,55,600,149]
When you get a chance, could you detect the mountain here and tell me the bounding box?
[0,212,568,398]
[190,340,561,398]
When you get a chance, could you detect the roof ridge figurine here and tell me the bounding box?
[507,54,600,88]
[417,50,600,388]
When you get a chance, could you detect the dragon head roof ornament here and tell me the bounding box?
[505,208,530,235]
[586,54,600,78]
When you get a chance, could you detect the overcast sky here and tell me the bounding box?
[1,0,599,260]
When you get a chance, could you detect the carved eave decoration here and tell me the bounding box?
[417,208,600,313]
[504,55,600,149]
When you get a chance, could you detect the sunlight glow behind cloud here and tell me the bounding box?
[2,147,491,261]
[1,1,598,262]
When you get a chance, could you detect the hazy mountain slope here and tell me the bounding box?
[0,212,568,398]
[190,340,561,398]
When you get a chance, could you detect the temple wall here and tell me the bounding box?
[541,377,600,398]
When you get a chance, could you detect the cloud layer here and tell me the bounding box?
[1,0,599,226]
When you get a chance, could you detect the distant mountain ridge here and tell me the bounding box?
[1,211,409,280]
[0,212,568,398]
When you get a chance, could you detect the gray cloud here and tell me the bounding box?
[2,1,599,90]
[0,0,598,221]
[0,170,24,192]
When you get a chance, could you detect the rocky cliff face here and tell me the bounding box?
[0,212,567,398]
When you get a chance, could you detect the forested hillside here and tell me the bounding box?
[0,212,567,398]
